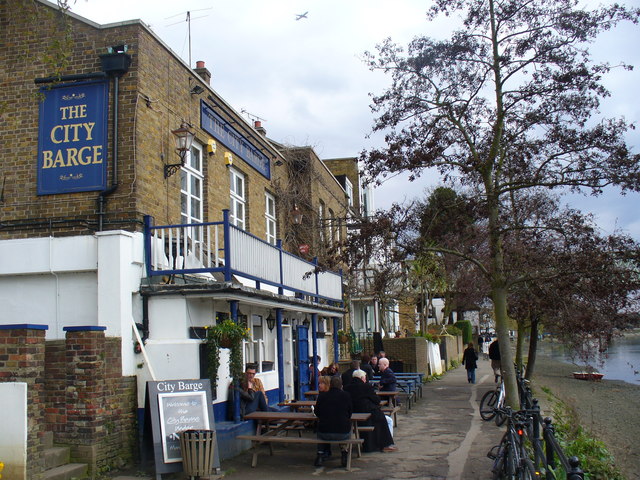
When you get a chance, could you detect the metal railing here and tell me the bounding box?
[511,370,585,480]
[143,211,343,304]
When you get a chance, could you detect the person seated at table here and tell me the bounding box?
[314,376,353,468]
[378,357,397,392]
[341,359,360,387]
[238,364,272,417]
[360,354,375,381]
[345,369,397,452]
[320,362,340,377]
[369,354,380,374]
[317,375,331,393]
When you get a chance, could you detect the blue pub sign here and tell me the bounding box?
[37,81,109,195]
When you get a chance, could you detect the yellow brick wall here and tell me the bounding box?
[0,0,280,241]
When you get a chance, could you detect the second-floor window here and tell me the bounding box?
[181,143,203,239]
[265,192,277,245]
[318,200,325,242]
[230,168,245,229]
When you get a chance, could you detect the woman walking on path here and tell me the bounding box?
[462,342,479,384]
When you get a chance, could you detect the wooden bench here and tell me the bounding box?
[236,435,364,470]
[381,405,401,427]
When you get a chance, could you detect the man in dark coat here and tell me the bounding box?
[377,357,397,392]
[314,376,353,467]
[341,359,360,387]
[462,342,479,384]
[489,338,501,382]
[345,369,396,452]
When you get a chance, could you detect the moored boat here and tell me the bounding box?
[572,371,604,381]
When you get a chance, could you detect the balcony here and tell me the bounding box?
[143,211,343,304]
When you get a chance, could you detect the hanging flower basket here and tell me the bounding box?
[337,330,349,344]
[205,319,250,391]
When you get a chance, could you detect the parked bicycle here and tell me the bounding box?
[479,375,507,426]
[487,407,539,479]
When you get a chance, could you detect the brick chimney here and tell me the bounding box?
[254,120,266,136]
[194,60,211,85]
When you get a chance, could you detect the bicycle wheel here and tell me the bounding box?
[495,408,507,426]
[518,458,538,479]
[480,390,498,420]
[492,442,517,480]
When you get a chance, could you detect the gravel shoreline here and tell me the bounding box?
[531,352,640,480]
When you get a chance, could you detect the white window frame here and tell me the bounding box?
[345,177,354,207]
[318,201,325,242]
[265,192,277,245]
[229,168,246,229]
[181,142,204,240]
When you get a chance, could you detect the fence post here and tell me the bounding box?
[143,215,153,277]
[531,399,542,469]
[543,417,556,479]
[567,456,584,480]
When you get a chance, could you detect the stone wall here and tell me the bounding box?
[0,325,137,477]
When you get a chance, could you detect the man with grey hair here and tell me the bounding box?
[345,369,396,452]
[378,357,397,392]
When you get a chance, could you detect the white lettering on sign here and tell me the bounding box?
[178,381,203,391]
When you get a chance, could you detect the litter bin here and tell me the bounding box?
[179,430,216,478]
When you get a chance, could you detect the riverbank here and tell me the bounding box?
[532,354,640,480]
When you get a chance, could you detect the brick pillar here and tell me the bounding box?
[63,326,107,471]
[0,324,48,480]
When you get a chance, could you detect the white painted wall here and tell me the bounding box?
[0,383,27,480]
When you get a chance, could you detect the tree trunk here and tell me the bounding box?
[493,286,519,407]
[525,316,539,380]
[515,320,526,370]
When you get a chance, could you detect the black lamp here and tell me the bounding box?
[291,204,303,225]
[164,122,195,178]
[266,312,276,331]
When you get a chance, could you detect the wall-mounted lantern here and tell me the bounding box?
[266,312,276,331]
[164,122,195,178]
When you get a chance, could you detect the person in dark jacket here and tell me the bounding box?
[314,376,353,467]
[462,342,479,384]
[377,358,397,392]
[488,338,501,382]
[360,354,375,381]
[345,369,397,452]
[341,359,360,387]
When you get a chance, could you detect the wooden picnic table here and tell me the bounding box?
[239,411,370,469]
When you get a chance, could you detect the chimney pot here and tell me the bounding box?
[194,60,212,85]
[254,121,262,128]
[254,120,267,136]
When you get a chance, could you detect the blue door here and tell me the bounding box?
[296,325,309,399]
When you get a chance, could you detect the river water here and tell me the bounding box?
[540,333,640,385]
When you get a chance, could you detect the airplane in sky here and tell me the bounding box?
[295,11,308,20]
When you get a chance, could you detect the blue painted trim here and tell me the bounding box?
[311,313,318,391]
[276,308,284,403]
[0,324,48,330]
[223,210,232,282]
[201,101,271,179]
[63,326,107,332]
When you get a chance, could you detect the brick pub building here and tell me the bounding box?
[0,1,352,477]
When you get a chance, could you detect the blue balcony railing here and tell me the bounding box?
[143,211,343,305]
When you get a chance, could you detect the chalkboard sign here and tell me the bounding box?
[144,379,220,476]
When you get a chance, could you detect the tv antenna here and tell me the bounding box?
[241,109,267,124]
[166,8,211,67]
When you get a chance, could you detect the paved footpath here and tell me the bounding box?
[112,358,504,480]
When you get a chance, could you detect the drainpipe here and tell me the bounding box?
[98,46,132,231]
[311,313,318,391]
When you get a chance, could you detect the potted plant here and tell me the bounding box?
[205,319,250,391]
[337,330,349,344]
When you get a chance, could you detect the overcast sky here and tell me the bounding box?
[66,0,640,239]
